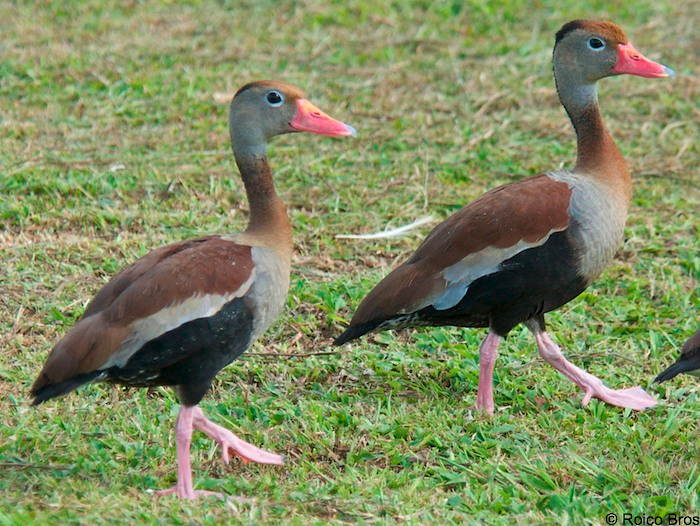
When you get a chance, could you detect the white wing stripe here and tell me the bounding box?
[431,231,562,311]
[101,270,256,369]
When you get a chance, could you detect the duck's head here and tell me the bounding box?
[229,81,355,151]
[553,20,674,84]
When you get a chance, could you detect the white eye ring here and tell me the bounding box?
[587,37,606,51]
[265,90,284,107]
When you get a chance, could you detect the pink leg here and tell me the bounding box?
[154,406,222,499]
[533,331,657,411]
[191,407,284,466]
[475,332,502,414]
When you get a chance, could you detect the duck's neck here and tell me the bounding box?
[231,134,292,252]
[554,70,631,200]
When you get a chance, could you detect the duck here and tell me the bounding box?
[335,20,673,414]
[655,329,700,382]
[30,80,355,499]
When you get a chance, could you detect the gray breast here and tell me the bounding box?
[246,246,291,341]
[548,171,628,283]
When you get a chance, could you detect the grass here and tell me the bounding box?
[1,0,698,524]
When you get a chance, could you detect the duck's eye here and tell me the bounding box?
[587,37,605,51]
[266,90,284,107]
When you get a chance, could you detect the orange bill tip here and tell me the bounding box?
[612,43,674,78]
[290,99,356,137]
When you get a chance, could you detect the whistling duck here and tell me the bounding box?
[31,81,354,499]
[655,329,700,382]
[335,20,673,414]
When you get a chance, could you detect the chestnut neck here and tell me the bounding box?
[230,132,292,252]
[554,67,631,199]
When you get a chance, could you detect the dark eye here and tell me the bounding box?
[587,37,605,51]
[266,90,284,106]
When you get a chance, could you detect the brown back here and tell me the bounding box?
[31,236,255,393]
[349,174,572,325]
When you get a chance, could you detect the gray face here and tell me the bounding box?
[554,29,620,84]
[229,84,299,142]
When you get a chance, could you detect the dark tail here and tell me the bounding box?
[31,371,104,405]
[654,358,700,383]
[333,320,383,346]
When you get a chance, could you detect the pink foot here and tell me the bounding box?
[580,383,658,411]
[475,385,495,415]
[153,487,223,499]
[534,331,658,412]
[152,406,225,499]
[152,405,283,499]
[475,332,502,415]
[192,407,285,466]
[475,397,495,415]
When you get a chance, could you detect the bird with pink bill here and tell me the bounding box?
[335,20,673,414]
[31,81,355,499]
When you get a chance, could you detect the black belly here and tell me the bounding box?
[412,230,587,336]
[106,297,255,406]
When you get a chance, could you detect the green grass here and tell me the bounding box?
[1,1,698,524]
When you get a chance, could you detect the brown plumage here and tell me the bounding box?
[30,80,354,499]
[336,20,672,414]
[346,175,572,327]
[555,20,628,45]
[31,237,254,394]
[235,80,305,100]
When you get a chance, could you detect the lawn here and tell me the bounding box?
[1,1,698,524]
